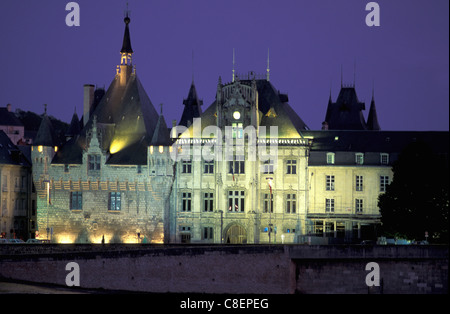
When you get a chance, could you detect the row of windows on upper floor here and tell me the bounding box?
[182,159,297,175]
[179,191,375,215]
[324,175,390,192]
[53,152,389,176]
[323,152,390,165]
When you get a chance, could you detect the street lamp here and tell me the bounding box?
[44,180,50,241]
[266,177,273,244]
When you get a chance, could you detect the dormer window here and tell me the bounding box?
[88,154,101,172]
[355,153,364,165]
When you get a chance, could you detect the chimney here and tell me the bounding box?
[83,84,95,126]
[321,121,329,130]
[6,103,11,112]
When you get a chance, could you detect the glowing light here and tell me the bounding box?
[150,146,154,154]
[57,233,76,244]
[233,111,241,120]
[159,146,164,153]
[54,146,58,152]
[38,145,43,152]
[110,139,127,154]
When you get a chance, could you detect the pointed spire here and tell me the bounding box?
[66,107,81,139]
[266,48,270,82]
[367,83,381,130]
[120,4,133,65]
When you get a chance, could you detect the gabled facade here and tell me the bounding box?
[32,14,173,244]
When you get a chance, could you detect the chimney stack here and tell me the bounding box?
[83,84,95,126]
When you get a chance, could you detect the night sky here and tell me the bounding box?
[0,0,448,131]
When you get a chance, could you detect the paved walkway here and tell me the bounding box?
[0,281,90,294]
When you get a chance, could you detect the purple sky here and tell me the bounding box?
[0,0,448,131]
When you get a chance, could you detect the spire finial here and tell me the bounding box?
[192,50,195,83]
[44,104,47,115]
[340,64,343,88]
[160,103,163,115]
[266,48,270,82]
[372,79,375,101]
[120,2,133,65]
[353,58,356,87]
[232,48,235,83]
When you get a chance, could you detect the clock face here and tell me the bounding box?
[233,111,241,120]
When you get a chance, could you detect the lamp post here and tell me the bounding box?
[266,177,273,244]
[219,210,223,244]
[44,180,50,241]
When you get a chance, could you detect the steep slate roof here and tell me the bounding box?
[178,81,203,127]
[34,112,60,147]
[324,86,367,130]
[0,130,30,166]
[65,109,81,138]
[151,108,171,146]
[0,107,23,126]
[52,15,159,165]
[303,130,449,154]
[179,78,309,138]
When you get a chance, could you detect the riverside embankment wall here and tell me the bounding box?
[0,244,447,294]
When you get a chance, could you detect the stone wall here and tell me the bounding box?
[0,245,447,294]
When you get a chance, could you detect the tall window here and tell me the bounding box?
[263,160,274,174]
[203,192,214,212]
[232,123,243,139]
[286,194,296,214]
[356,175,363,191]
[286,160,297,174]
[326,152,335,165]
[228,190,245,212]
[182,160,192,174]
[182,192,192,212]
[202,227,214,240]
[70,192,83,210]
[109,192,121,211]
[326,175,335,191]
[325,198,335,212]
[355,199,363,213]
[355,153,364,165]
[88,154,101,171]
[263,193,273,213]
[380,176,389,192]
[204,161,214,174]
[229,157,245,175]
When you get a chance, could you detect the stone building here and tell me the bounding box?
[30,12,448,244]
[0,130,35,240]
[32,13,173,244]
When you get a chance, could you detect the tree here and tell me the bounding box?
[378,141,449,243]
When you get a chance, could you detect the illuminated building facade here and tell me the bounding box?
[30,13,448,244]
